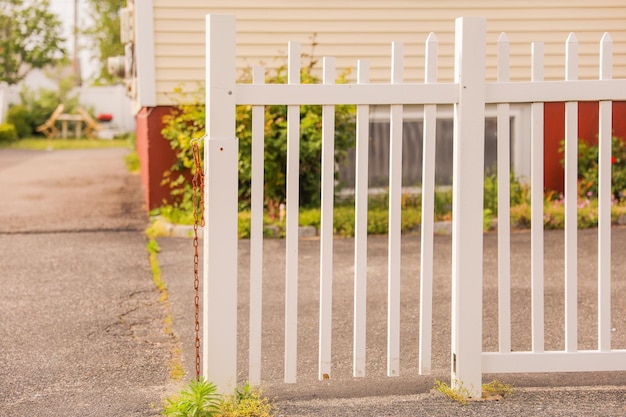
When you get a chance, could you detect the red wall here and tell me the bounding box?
[544,101,626,192]
[135,106,178,211]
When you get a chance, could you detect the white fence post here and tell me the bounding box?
[204,14,238,394]
[451,17,486,398]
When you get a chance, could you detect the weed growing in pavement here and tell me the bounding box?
[219,382,274,417]
[482,379,514,398]
[434,379,471,405]
[163,378,221,417]
[144,234,184,383]
[163,380,275,417]
[434,379,514,404]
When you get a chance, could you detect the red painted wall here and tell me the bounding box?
[544,101,626,192]
[135,106,178,210]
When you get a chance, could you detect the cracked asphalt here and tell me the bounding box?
[0,148,172,416]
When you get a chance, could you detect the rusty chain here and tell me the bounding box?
[191,140,205,381]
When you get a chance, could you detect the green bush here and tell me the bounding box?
[559,136,626,200]
[17,77,80,136]
[0,123,18,143]
[161,58,355,218]
[6,105,32,138]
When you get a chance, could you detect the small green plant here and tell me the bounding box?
[146,238,167,301]
[482,379,514,398]
[219,382,274,417]
[0,123,18,143]
[434,379,513,404]
[163,378,221,417]
[483,208,494,232]
[124,151,140,173]
[434,379,471,405]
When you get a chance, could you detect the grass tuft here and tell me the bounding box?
[434,379,514,405]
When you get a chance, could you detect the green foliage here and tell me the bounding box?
[82,0,125,85]
[163,379,221,417]
[434,379,513,404]
[236,65,355,213]
[559,136,626,200]
[5,105,31,138]
[17,80,80,135]
[433,188,453,220]
[483,171,531,217]
[160,59,356,218]
[482,380,514,399]
[0,123,17,143]
[0,0,67,84]
[219,382,274,417]
[124,151,140,173]
[434,379,470,405]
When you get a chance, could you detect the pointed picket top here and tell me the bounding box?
[600,32,613,80]
[497,32,510,82]
[425,32,438,83]
[566,32,578,81]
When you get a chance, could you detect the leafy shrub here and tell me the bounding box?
[0,123,18,143]
[560,136,626,200]
[6,105,32,138]
[17,77,80,136]
[483,171,531,217]
[161,58,355,218]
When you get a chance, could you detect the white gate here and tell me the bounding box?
[202,15,626,397]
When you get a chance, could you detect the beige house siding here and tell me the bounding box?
[151,0,626,106]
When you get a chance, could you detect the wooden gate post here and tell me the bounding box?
[204,14,238,394]
[451,17,486,398]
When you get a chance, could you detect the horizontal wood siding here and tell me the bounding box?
[152,0,626,105]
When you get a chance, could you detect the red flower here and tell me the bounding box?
[612,156,617,164]
[97,113,113,122]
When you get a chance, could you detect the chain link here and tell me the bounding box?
[191,141,205,381]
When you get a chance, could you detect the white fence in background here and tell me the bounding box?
[202,15,626,397]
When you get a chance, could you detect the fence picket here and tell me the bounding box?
[353,60,370,378]
[284,41,301,383]
[496,32,512,354]
[249,65,265,386]
[387,42,404,377]
[564,33,579,353]
[598,33,613,352]
[418,32,437,376]
[203,14,626,393]
[530,42,545,354]
[319,57,336,380]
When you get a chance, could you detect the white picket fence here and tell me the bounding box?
[202,15,626,397]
